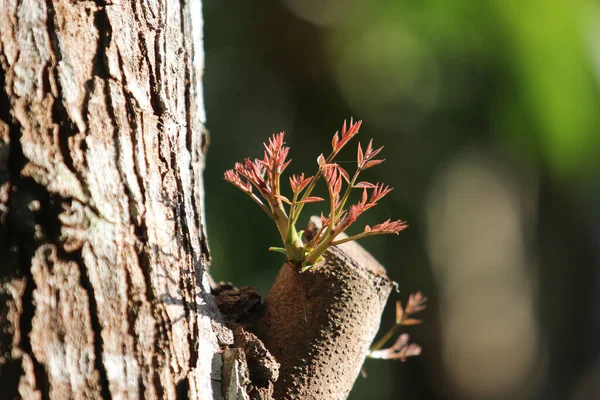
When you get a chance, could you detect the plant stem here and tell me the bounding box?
[271,205,303,261]
[335,168,361,216]
[303,229,333,267]
[304,169,362,268]
[287,191,299,236]
[291,151,338,226]
[370,323,401,351]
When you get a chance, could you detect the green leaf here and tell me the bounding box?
[268,247,287,255]
[301,264,312,272]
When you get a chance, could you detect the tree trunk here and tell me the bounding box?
[0,0,231,398]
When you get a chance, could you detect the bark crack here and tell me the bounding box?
[92,0,112,80]
[130,0,165,116]
[178,0,193,155]
[140,245,166,400]
[123,263,145,399]
[116,49,148,234]
[178,262,198,369]
[154,0,167,113]
[21,277,50,400]
[76,251,112,400]
[152,298,168,400]
[44,0,83,186]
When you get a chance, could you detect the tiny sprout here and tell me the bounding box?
[368,292,428,361]
[224,118,408,271]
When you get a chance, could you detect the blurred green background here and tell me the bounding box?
[203,1,600,399]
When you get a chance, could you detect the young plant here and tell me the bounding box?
[368,291,428,361]
[224,119,408,271]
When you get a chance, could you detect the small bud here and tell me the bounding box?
[317,153,325,167]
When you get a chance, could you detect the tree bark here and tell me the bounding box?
[0,0,231,398]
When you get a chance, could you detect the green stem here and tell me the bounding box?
[303,228,334,267]
[291,151,338,226]
[272,206,288,241]
[303,166,363,268]
[370,323,402,351]
[291,174,321,226]
[328,181,336,234]
[287,191,299,236]
[334,168,361,217]
[271,204,303,261]
[307,221,328,250]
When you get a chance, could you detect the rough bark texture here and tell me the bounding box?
[0,0,233,398]
[256,219,394,399]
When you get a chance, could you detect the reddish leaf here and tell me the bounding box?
[320,212,329,226]
[370,219,408,234]
[369,333,421,361]
[363,159,385,169]
[348,203,365,223]
[338,166,350,182]
[224,170,251,192]
[357,142,364,167]
[323,164,345,201]
[289,173,312,194]
[364,139,383,160]
[317,153,325,167]
[335,118,363,151]
[391,334,410,351]
[406,292,428,315]
[279,195,291,205]
[355,181,377,188]
[395,301,404,323]
[365,139,373,155]
[297,196,324,204]
[334,175,343,197]
[280,158,292,173]
[368,184,394,206]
